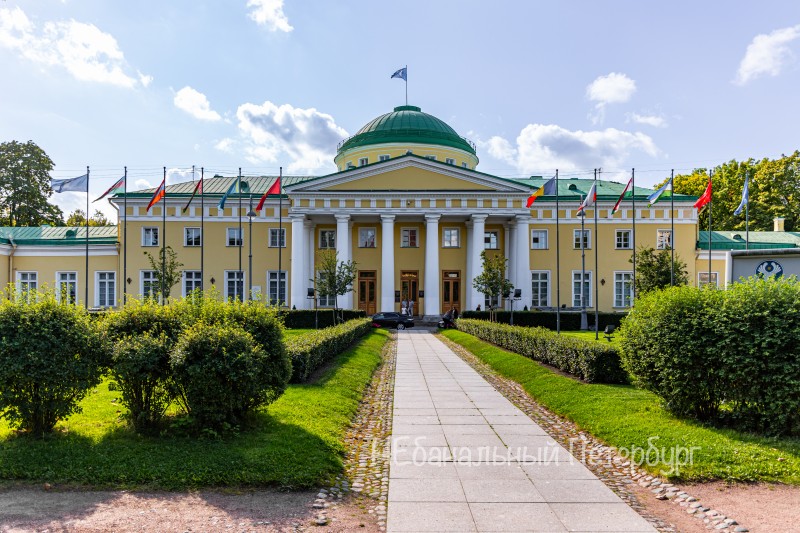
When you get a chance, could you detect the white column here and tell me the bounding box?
[465,220,473,310]
[424,214,440,318]
[380,215,395,312]
[504,222,512,310]
[469,214,487,311]
[290,214,307,310]
[515,214,532,308]
[305,221,314,303]
[335,214,352,309]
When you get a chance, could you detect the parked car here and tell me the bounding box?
[371,312,414,330]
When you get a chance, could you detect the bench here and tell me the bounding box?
[603,325,616,342]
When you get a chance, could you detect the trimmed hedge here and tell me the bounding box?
[459,310,626,330]
[456,319,628,384]
[282,309,366,329]
[285,318,372,382]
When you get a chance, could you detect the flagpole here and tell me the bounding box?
[162,166,166,305]
[405,64,408,106]
[238,168,243,300]
[670,169,675,286]
[631,168,636,306]
[708,170,712,285]
[745,171,750,250]
[201,167,205,293]
[278,166,283,305]
[85,165,90,309]
[555,169,561,334]
[123,166,127,305]
[594,169,599,340]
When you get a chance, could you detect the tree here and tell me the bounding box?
[0,140,64,226]
[472,250,513,321]
[314,249,357,324]
[631,246,689,295]
[144,246,183,301]
[66,209,112,227]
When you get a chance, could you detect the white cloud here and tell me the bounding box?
[236,101,347,172]
[174,86,221,121]
[215,138,236,153]
[166,167,199,185]
[735,25,800,85]
[627,112,667,128]
[485,124,659,174]
[586,72,637,124]
[247,0,293,32]
[138,71,153,88]
[0,6,150,88]
[135,178,154,190]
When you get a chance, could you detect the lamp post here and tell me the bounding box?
[246,195,256,301]
[307,287,318,329]
[578,203,588,331]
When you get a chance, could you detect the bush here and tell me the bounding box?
[0,294,106,435]
[282,309,366,329]
[171,322,282,430]
[456,319,627,383]
[459,310,626,331]
[111,332,173,433]
[286,318,372,382]
[103,299,184,348]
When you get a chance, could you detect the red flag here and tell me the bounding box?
[146,179,166,212]
[694,180,712,210]
[255,176,281,211]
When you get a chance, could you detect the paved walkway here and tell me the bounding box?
[387,330,656,532]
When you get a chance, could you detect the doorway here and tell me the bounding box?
[442,270,461,314]
[358,271,377,315]
[400,271,418,316]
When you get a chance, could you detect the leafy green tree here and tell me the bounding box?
[144,245,183,301]
[314,249,358,324]
[0,140,64,226]
[631,246,688,295]
[66,209,112,227]
[472,250,513,321]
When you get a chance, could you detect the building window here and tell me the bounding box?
[379,155,390,162]
[227,227,242,246]
[316,271,336,307]
[184,227,201,247]
[225,270,245,301]
[96,271,116,308]
[657,229,672,249]
[401,228,418,248]
[142,227,159,247]
[572,271,593,308]
[346,162,354,170]
[358,157,369,167]
[268,271,287,305]
[425,155,436,161]
[485,293,501,310]
[446,158,455,165]
[698,272,719,288]
[462,162,468,168]
[614,271,634,307]
[16,272,37,302]
[484,231,499,249]
[616,229,632,250]
[359,228,376,248]
[531,271,550,307]
[442,228,460,248]
[183,270,202,297]
[320,229,336,249]
[573,229,591,249]
[57,271,77,304]
[269,228,286,248]
[141,270,158,299]
[531,229,548,249]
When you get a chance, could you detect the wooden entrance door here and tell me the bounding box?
[442,270,461,314]
[358,271,377,315]
[400,271,418,316]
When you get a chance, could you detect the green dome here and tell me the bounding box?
[337,105,476,155]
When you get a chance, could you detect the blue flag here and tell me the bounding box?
[391,67,407,81]
[51,174,88,193]
[647,177,672,206]
[218,178,249,209]
[734,174,749,216]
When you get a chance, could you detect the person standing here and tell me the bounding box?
[408,299,414,316]
[401,297,408,315]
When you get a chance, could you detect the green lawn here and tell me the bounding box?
[0,329,389,490]
[442,329,800,484]
[560,330,621,346]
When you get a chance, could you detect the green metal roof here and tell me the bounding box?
[697,231,800,250]
[337,105,477,155]
[510,176,698,203]
[0,226,118,246]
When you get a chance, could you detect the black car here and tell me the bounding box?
[371,312,414,330]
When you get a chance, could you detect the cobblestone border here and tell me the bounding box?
[437,332,749,533]
[312,332,396,530]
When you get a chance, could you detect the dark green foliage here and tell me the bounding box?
[0,295,105,435]
[102,299,184,348]
[0,140,64,226]
[286,318,372,382]
[456,319,627,383]
[631,246,689,295]
[282,309,366,329]
[459,310,626,330]
[171,322,282,430]
[110,332,172,433]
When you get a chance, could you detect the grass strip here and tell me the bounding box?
[442,329,800,484]
[0,329,389,490]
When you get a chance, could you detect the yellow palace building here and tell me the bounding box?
[1,105,723,317]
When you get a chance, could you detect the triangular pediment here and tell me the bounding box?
[285,156,530,194]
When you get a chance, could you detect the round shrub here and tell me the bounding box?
[0,295,106,436]
[619,285,725,420]
[170,322,284,429]
[103,299,184,348]
[111,332,173,433]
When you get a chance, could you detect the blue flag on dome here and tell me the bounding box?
[391,67,407,81]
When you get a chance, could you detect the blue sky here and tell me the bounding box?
[2,0,800,219]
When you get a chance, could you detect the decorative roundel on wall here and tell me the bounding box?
[755,260,784,278]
